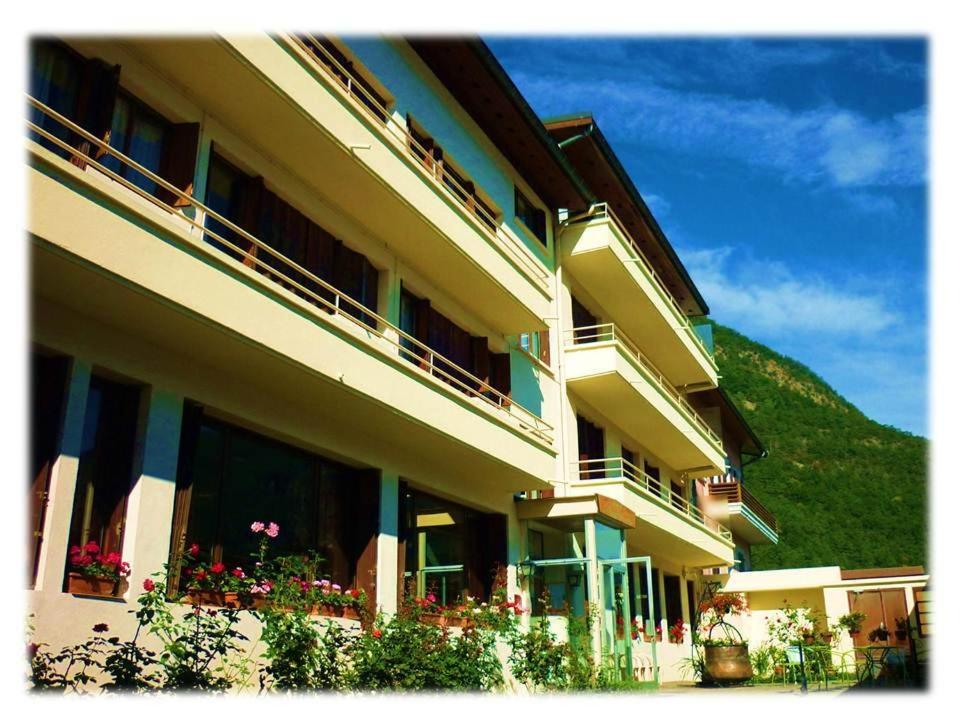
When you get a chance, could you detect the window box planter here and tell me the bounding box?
[313,604,360,620]
[66,572,125,598]
[419,613,471,629]
[183,590,240,608]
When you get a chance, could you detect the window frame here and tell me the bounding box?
[514,186,548,246]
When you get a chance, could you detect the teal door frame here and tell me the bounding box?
[598,555,659,685]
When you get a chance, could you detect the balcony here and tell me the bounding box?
[27,97,556,496]
[109,35,552,335]
[563,325,726,475]
[559,204,718,387]
[705,480,779,545]
[571,458,734,567]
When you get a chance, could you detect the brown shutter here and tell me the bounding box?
[490,352,511,406]
[351,469,380,616]
[536,330,551,366]
[71,59,120,168]
[166,401,203,597]
[235,176,264,267]
[157,122,200,208]
[470,336,490,393]
[414,299,432,369]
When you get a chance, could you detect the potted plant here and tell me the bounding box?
[66,542,131,598]
[895,617,909,641]
[836,611,865,640]
[699,593,752,683]
[179,543,247,607]
[869,623,890,643]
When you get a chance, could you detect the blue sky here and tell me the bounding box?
[488,37,928,436]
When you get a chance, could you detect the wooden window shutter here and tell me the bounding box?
[157,122,199,208]
[361,258,379,327]
[166,401,204,598]
[413,298,431,368]
[536,329,551,366]
[490,352,511,406]
[235,176,264,267]
[470,336,490,392]
[71,59,120,169]
[351,469,380,615]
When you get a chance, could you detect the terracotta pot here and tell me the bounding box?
[342,606,360,621]
[419,612,444,626]
[821,632,834,643]
[67,572,120,598]
[184,590,239,608]
[704,645,753,684]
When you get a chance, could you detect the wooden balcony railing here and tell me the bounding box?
[707,481,779,533]
[574,457,732,541]
[566,203,717,370]
[26,95,554,446]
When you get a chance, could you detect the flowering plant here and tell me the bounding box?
[669,618,686,644]
[765,603,820,650]
[68,542,131,580]
[179,543,250,594]
[697,592,748,647]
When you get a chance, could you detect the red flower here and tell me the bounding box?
[188,543,200,558]
[372,628,382,639]
[183,567,193,577]
[92,623,109,633]
[143,578,156,592]
[69,545,81,557]
[84,541,100,554]
[105,551,121,565]
[77,554,94,567]
[194,569,207,582]
[231,567,245,579]
[210,562,226,575]
[349,588,361,599]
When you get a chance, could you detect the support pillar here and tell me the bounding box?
[376,470,400,615]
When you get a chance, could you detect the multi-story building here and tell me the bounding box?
[26,35,777,685]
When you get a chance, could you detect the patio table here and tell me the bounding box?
[855,646,908,686]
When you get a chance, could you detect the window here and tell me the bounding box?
[66,375,141,576]
[571,296,599,343]
[644,461,662,498]
[398,286,510,401]
[28,40,84,157]
[577,414,605,479]
[399,486,505,604]
[100,91,169,197]
[515,187,547,245]
[639,568,663,627]
[518,330,550,366]
[169,408,379,600]
[203,149,379,328]
[663,574,684,627]
[30,351,70,586]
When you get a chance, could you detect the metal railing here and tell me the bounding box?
[565,203,717,368]
[26,95,554,445]
[707,481,779,533]
[573,457,732,541]
[283,34,551,290]
[563,323,722,449]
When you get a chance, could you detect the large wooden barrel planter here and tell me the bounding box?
[704,645,753,684]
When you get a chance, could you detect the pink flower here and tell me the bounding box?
[232,568,246,579]
[84,541,100,554]
[265,522,279,538]
[118,562,131,577]
[426,593,437,604]
[250,521,265,533]
[143,578,155,592]
[332,583,341,592]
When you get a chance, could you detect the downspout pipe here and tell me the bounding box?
[557,123,595,150]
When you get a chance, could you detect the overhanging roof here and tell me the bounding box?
[407,39,595,212]
[544,113,709,316]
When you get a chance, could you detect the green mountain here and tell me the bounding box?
[710,322,927,571]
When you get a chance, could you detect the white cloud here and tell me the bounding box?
[680,245,901,338]
[641,191,671,217]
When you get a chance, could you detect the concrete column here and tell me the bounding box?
[679,571,692,634]
[584,518,602,662]
[36,359,91,592]
[657,567,668,638]
[121,388,183,596]
[380,259,401,347]
[376,470,400,615]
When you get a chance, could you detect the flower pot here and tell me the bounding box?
[704,645,753,684]
[184,590,239,608]
[821,632,834,643]
[314,604,341,618]
[419,612,444,626]
[342,606,360,621]
[67,572,121,598]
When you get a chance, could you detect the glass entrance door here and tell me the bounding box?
[599,557,658,684]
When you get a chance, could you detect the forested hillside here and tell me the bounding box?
[711,322,927,570]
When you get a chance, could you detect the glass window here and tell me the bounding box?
[175,414,379,591]
[28,40,83,157]
[515,186,547,245]
[100,91,169,197]
[66,375,141,568]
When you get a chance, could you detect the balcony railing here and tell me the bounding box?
[26,95,554,446]
[282,34,550,291]
[574,457,732,541]
[565,203,716,368]
[564,324,722,449]
[707,481,779,533]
